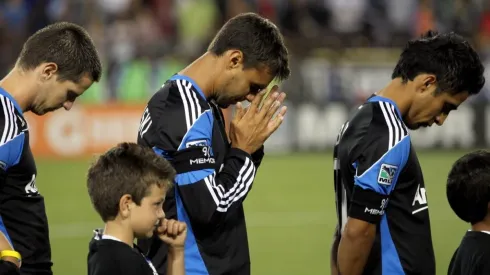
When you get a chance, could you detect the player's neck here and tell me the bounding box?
[0,67,36,112]
[178,52,221,99]
[376,78,412,117]
[103,220,135,248]
[471,216,490,232]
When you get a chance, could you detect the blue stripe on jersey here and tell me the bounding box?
[0,133,25,170]
[367,96,402,119]
[354,136,410,195]
[170,75,206,100]
[0,215,12,247]
[177,110,214,152]
[0,88,23,115]
[173,109,215,185]
[175,189,209,274]
[176,169,214,186]
[380,215,405,274]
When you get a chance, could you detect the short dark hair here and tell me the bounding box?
[446,150,490,225]
[392,30,485,96]
[87,142,175,222]
[17,22,102,83]
[208,12,290,81]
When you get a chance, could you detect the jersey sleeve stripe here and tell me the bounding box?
[177,79,203,131]
[183,80,198,126]
[385,102,400,146]
[202,157,255,212]
[390,105,408,137]
[379,101,407,149]
[379,102,395,149]
[0,96,19,145]
[176,80,192,130]
[138,107,152,138]
[8,101,17,141]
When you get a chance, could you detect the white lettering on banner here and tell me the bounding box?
[410,105,474,148]
[297,103,347,150]
[44,109,141,156]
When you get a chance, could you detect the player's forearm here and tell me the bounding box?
[330,229,341,275]
[0,232,20,269]
[166,248,185,275]
[337,222,376,275]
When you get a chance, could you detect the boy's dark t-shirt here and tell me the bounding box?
[87,230,158,275]
[448,231,490,275]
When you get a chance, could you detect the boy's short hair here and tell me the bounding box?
[87,142,175,222]
[447,150,490,224]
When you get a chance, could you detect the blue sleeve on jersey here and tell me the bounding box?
[175,110,214,185]
[354,136,410,195]
[0,133,25,171]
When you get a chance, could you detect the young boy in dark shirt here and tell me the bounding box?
[86,142,186,275]
[447,150,490,275]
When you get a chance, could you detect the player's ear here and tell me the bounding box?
[40,62,58,81]
[119,194,133,218]
[415,74,437,94]
[227,50,244,70]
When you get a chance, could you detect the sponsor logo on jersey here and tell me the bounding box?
[25,174,39,196]
[364,207,384,216]
[412,183,429,214]
[378,163,398,185]
[189,146,215,165]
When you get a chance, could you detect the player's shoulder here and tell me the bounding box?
[351,98,408,138]
[148,75,210,114]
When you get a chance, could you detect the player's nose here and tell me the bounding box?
[63,101,73,111]
[158,208,165,219]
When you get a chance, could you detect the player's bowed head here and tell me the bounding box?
[0,22,101,116]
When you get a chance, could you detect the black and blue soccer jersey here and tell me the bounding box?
[137,75,264,275]
[333,95,435,275]
[0,88,51,274]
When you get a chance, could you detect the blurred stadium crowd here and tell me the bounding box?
[2,0,490,152]
[1,0,490,102]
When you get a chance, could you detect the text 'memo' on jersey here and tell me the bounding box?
[0,87,51,273]
[137,75,264,275]
[333,95,435,275]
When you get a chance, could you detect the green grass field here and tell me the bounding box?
[39,150,473,275]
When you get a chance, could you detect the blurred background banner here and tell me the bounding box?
[3,1,490,274]
[2,0,490,157]
[24,104,144,158]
